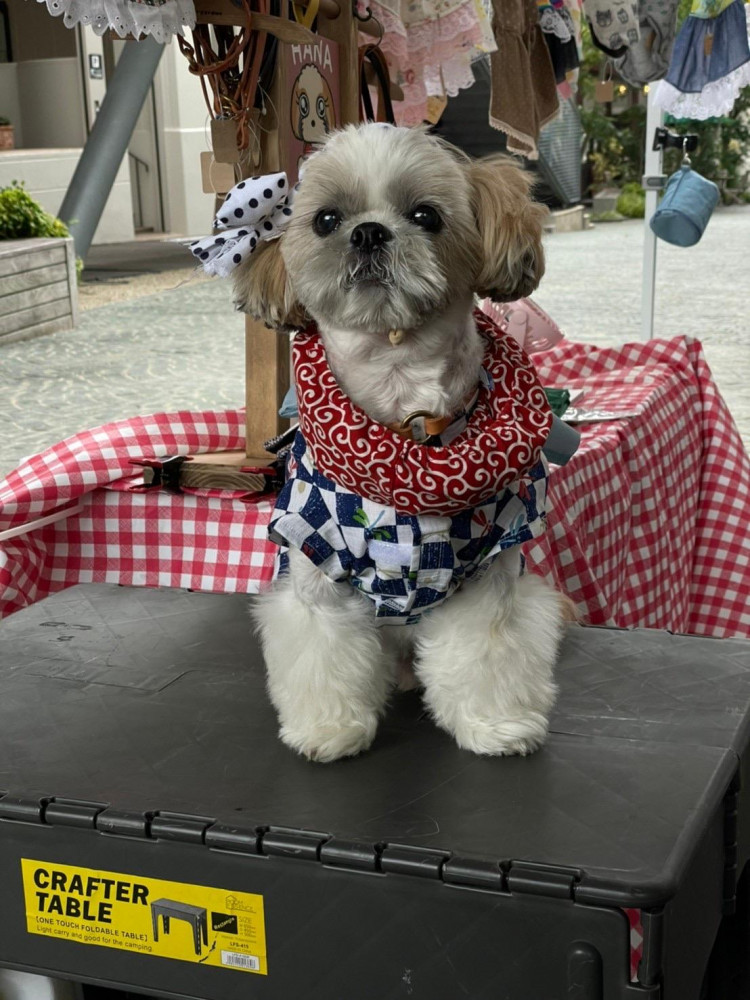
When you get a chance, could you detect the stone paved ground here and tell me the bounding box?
[533,206,750,446]
[1,207,748,477]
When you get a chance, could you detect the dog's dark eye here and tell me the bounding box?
[407,204,442,232]
[313,209,343,236]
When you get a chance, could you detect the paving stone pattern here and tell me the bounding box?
[534,207,750,447]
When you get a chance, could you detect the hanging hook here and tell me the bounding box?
[353,0,374,21]
[365,10,384,43]
[682,135,691,167]
[653,127,698,155]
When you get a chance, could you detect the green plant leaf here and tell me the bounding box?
[0,181,73,241]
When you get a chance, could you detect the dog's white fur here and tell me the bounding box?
[236,125,564,762]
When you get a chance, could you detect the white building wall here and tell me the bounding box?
[0,148,133,245]
[2,7,222,243]
[0,13,134,246]
[16,58,86,149]
[155,43,216,237]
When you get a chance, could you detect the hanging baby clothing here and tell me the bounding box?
[489,0,559,158]
[653,0,750,120]
[538,0,581,86]
[560,0,584,96]
[614,0,680,85]
[359,0,497,126]
[34,0,195,41]
[583,0,640,58]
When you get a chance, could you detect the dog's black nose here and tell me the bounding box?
[350,222,392,253]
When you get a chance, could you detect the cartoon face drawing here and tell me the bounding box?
[617,7,629,21]
[596,9,613,25]
[627,26,639,40]
[291,64,335,147]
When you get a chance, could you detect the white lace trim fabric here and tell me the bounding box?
[539,6,573,42]
[359,0,496,125]
[654,60,750,118]
[653,6,750,119]
[35,0,196,42]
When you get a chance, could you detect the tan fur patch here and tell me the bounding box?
[232,240,308,330]
[468,157,548,302]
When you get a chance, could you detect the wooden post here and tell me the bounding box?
[242,0,360,460]
[318,0,359,126]
[244,321,290,461]
[243,111,287,461]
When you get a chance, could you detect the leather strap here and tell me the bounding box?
[178,0,268,153]
[292,0,320,29]
[359,44,395,124]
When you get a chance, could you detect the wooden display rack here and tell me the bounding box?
[194,0,366,464]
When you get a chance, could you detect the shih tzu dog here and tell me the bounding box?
[232,123,564,763]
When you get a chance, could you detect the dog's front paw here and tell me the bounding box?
[279,715,378,763]
[451,711,549,757]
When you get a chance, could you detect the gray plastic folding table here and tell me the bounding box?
[1,584,749,1000]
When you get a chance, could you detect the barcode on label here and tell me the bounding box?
[221,950,260,970]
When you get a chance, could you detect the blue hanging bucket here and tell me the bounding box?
[649,163,720,248]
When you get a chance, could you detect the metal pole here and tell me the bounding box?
[640,88,665,341]
[58,36,164,261]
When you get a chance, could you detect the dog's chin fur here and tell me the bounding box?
[240,124,565,762]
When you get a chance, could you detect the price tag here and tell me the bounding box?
[596,79,614,102]
[425,94,448,124]
[200,151,236,195]
[211,117,241,164]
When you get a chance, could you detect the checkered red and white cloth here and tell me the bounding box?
[528,335,750,638]
[625,908,644,982]
[1,335,749,637]
[0,410,277,618]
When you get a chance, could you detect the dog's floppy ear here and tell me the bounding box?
[232,239,308,330]
[468,157,547,303]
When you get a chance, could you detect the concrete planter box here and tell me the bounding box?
[592,188,621,215]
[0,237,78,344]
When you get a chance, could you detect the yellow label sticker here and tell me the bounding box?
[21,859,267,975]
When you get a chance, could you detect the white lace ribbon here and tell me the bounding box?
[35,0,196,42]
[189,172,299,278]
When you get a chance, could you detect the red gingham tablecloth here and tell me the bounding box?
[1,336,749,637]
[529,335,750,638]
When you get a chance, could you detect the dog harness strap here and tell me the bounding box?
[291,309,553,517]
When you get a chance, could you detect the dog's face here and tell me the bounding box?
[291,65,335,144]
[234,124,546,333]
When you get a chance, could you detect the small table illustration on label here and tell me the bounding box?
[151,898,209,956]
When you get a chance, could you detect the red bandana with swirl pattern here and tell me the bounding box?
[293,309,553,517]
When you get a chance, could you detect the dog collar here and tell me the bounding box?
[292,309,553,516]
[385,382,480,442]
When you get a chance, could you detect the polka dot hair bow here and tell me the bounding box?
[189,172,298,278]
